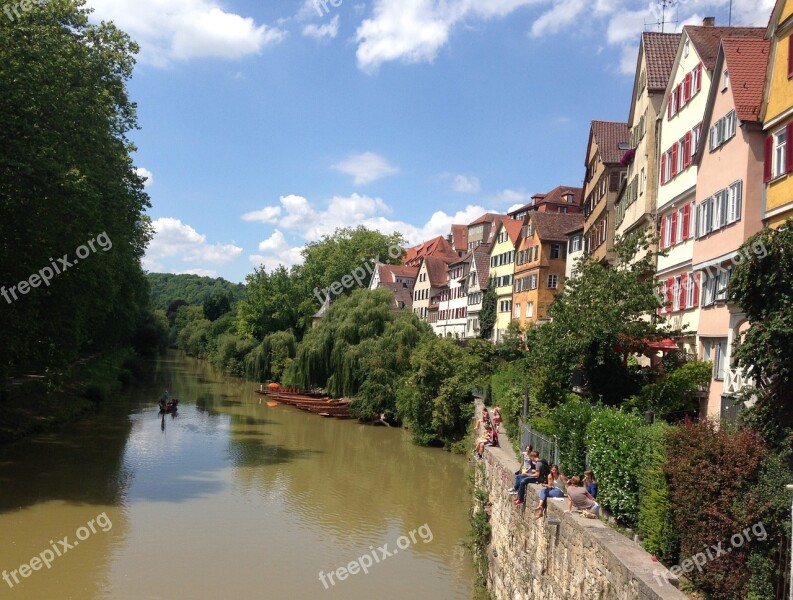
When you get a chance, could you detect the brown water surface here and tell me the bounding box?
[0,352,474,599]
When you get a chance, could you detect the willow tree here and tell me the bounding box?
[244,330,298,383]
[0,0,152,376]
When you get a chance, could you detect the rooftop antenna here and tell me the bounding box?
[729,0,733,26]
[645,0,679,33]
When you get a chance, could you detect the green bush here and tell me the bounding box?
[553,396,593,477]
[489,361,529,441]
[637,422,678,563]
[585,407,644,526]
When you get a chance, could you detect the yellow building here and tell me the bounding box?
[487,218,522,342]
[762,0,793,227]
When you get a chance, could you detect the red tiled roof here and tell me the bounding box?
[469,212,502,226]
[424,255,456,287]
[530,212,585,242]
[685,25,765,70]
[403,236,457,266]
[503,219,523,245]
[378,282,414,311]
[721,38,771,122]
[508,185,582,216]
[378,264,419,283]
[643,32,682,91]
[450,224,468,254]
[591,120,630,165]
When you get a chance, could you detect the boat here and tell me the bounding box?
[255,386,354,419]
[159,399,179,413]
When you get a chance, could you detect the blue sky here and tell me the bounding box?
[86,0,772,282]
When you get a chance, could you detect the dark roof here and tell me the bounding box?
[591,120,630,165]
[565,223,584,235]
[643,32,682,90]
[471,243,492,290]
[450,224,468,253]
[721,38,770,122]
[424,255,455,287]
[530,212,585,242]
[685,25,765,70]
[378,282,413,311]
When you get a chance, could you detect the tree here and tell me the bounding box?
[478,282,497,340]
[729,222,793,445]
[528,233,675,406]
[235,266,304,340]
[0,0,153,376]
[203,290,233,321]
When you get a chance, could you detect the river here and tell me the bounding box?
[0,352,475,599]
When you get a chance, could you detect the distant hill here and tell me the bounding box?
[147,273,244,311]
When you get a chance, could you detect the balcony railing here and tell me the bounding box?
[723,366,755,395]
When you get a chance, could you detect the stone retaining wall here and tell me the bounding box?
[476,416,690,600]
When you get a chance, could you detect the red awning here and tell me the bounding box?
[614,335,679,354]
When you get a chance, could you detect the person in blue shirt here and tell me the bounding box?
[584,470,598,499]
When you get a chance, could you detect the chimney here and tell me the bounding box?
[702,17,715,27]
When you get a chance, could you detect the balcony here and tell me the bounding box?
[723,366,755,395]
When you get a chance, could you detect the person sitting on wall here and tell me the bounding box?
[533,464,566,519]
[565,476,600,518]
[584,470,598,499]
[492,406,502,431]
[473,425,493,459]
[513,451,549,505]
[509,445,534,495]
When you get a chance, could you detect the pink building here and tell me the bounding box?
[692,38,770,419]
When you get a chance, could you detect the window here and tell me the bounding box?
[684,40,690,57]
[711,190,726,231]
[514,303,521,318]
[672,276,681,311]
[640,168,646,195]
[774,128,788,178]
[664,213,673,247]
[569,234,582,253]
[727,181,743,224]
[722,70,729,91]
[692,63,701,95]
[692,123,702,157]
[686,270,696,308]
[526,302,534,318]
[713,339,727,381]
[550,244,561,259]
[499,300,512,313]
[676,206,685,241]
[709,110,737,151]
[547,274,558,289]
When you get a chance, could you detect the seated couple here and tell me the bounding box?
[473,424,499,458]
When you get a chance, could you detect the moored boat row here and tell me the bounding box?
[257,386,352,419]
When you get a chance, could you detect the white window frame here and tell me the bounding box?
[686,271,695,308]
[526,302,534,318]
[774,127,787,178]
[664,213,673,247]
[547,274,558,289]
[727,181,742,224]
[672,276,681,311]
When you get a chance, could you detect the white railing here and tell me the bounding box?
[724,366,755,395]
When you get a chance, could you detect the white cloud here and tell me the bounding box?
[303,15,340,39]
[619,43,639,75]
[144,217,243,273]
[332,152,399,185]
[135,167,154,187]
[249,230,305,270]
[355,0,539,72]
[177,268,218,277]
[492,188,533,206]
[529,0,587,37]
[87,0,286,67]
[241,206,282,223]
[450,174,481,194]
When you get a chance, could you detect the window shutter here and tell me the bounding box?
[720,192,728,228]
[679,272,687,309]
[661,153,667,184]
[789,34,793,79]
[692,271,700,307]
[671,144,678,177]
[676,84,682,111]
[682,203,691,240]
[659,213,667,249]
[764,136,774,182]
[735,184,742,221]
[670,211,678,245]
[684,132,692,167]
[696,64,702,92]
[666,277,674,312]
[668,95,673,119]
[787,123,793,172]
[609,170,620,192]
[684,73,692,101]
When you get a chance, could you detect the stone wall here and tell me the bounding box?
[477,431,690,600]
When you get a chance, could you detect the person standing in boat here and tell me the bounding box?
[161,389,169,409]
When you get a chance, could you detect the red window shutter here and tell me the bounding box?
[684,73,692,102]
[787,123,793,172]
[670,211,678,245]
[659,213,667,249]
[668,95,673,119]
[788,34,793,78]
[764,136,774,182]
[692,272,700,307]
[661,153,667,184]
[684,132,692,168]
[679,272,687,309]
[666,277,674,312]
[675,85,681,111]
[696,64,702,92]
[682,203,691,240]
[671,144,678,177]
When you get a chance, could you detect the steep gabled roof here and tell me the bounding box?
[403,235,458,265]
[424,255,455,287]
[470,242,492,290]
[590,120,630,165]
[378,264,420,284]
[644,32,683,91]
[530,213,585,242]
[450,224,469,253]
[469,212,502,226]
[507,185,583,216]
[503,219,523,245]
[685,25,765,70]
[722,38,771,122]
[378,282,413,311]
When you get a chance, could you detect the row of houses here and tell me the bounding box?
[367,0,793,420]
